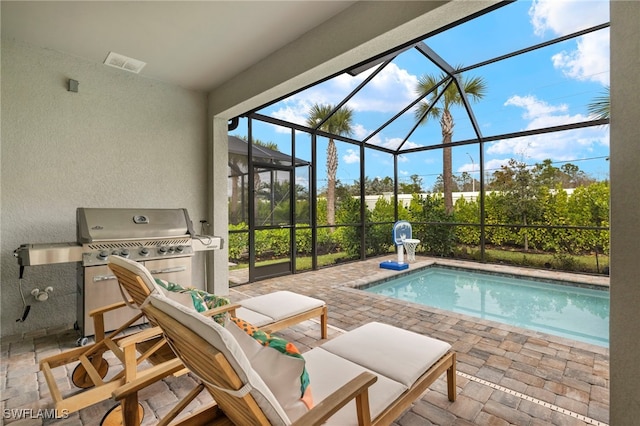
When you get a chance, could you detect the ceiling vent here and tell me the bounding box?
[104,52,146,74]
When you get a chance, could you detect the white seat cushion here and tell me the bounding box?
[227,318,311,422]
[235,307,275,327]
[304,348,407,426]
[148,294,291,426]
[239,291,324,322]
[320,322,451,387]
[109,255,161,295]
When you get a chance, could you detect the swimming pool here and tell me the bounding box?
[364,265,609,346]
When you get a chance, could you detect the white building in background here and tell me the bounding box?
[361,189,576,211]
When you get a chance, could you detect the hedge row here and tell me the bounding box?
[228,182,609,261]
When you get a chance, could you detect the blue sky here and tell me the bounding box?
[239,0,610,191]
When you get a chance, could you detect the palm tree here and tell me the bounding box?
[306,104,354,228]
[587,86,610,120]
[415,70,486,214]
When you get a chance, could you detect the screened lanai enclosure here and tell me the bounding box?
[228,0,610,283]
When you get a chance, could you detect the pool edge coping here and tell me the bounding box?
[339,257,610,291]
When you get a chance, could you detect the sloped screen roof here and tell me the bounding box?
[228,135,309,177]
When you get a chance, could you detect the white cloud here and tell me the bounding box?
[529,0,609,85]
[343,149,360,164]
[271,101,312,131]
[488,94,608,161]
[370,137,422,151]
[529,0,608,37]
[484,158,513,174]
[457,162,479,174]
[349,63,419,113]
[505,95,568,120]
[551,31,609,85]
[351,123,370,140]
[269,62,419,134]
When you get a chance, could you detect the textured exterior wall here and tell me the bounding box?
[1,39,209,337]
[610,0,640,422]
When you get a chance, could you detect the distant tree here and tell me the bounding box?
[399,182,417,194]
[368,176,395,195]
[432,174,444,193]
[432,174,463,193]
[559,163,594,187]
[306,104,354,228]
[530,159,594,188]
[399,174,424,194]
[531,159,562,188]
[334,179,356,200]
[415,68,487,214]
[459,171,473,192]
[491,159,543,251]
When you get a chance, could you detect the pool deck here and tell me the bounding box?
[1,256,609,425]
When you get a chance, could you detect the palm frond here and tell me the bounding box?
[587,86,610,120]
[306,103,354,137]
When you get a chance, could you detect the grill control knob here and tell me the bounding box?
[97,250,109,261]
[176,245,184,253]
[139,247,150,257]
[120,249,130,258]
[158,246,168,255]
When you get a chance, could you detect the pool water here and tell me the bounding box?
[364,266,609,346]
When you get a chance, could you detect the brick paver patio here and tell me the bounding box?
[1,256,609,425]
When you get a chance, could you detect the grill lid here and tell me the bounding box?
[77,208,195,243]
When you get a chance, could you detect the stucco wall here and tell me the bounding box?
[0,39,209,337]
[610,0,640,422]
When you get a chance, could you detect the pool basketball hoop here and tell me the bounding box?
[380,221,420,270]
[403,238,420,262]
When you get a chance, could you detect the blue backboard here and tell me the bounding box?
[392,221,412,246]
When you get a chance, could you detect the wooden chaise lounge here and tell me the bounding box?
[107,255,328,339]
[38,255,328,423]
[114,290,457,425]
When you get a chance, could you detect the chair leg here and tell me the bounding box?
[120,393,141,426]
[355,389,372,426]
[321,306,328,340]
[447,352,457,402]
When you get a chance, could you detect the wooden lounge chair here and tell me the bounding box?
[38,291,182,422]
[108,255,328,339]
[114,291,457,426]
[39,255,328,424]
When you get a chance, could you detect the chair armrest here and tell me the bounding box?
[88,300,133,317]
[117,326,164,349]
[292,372,377,426]
[201,303,241,318]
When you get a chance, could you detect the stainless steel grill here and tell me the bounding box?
[76,208,198,267]
[14,207,222,337]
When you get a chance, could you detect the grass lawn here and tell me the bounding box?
[459,246,609,275]
[230,246,609,275]
[229,252,351,271]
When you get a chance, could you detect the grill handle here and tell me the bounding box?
[92,266,186,283]
[93,275,116,282]
[149,266,187,275]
